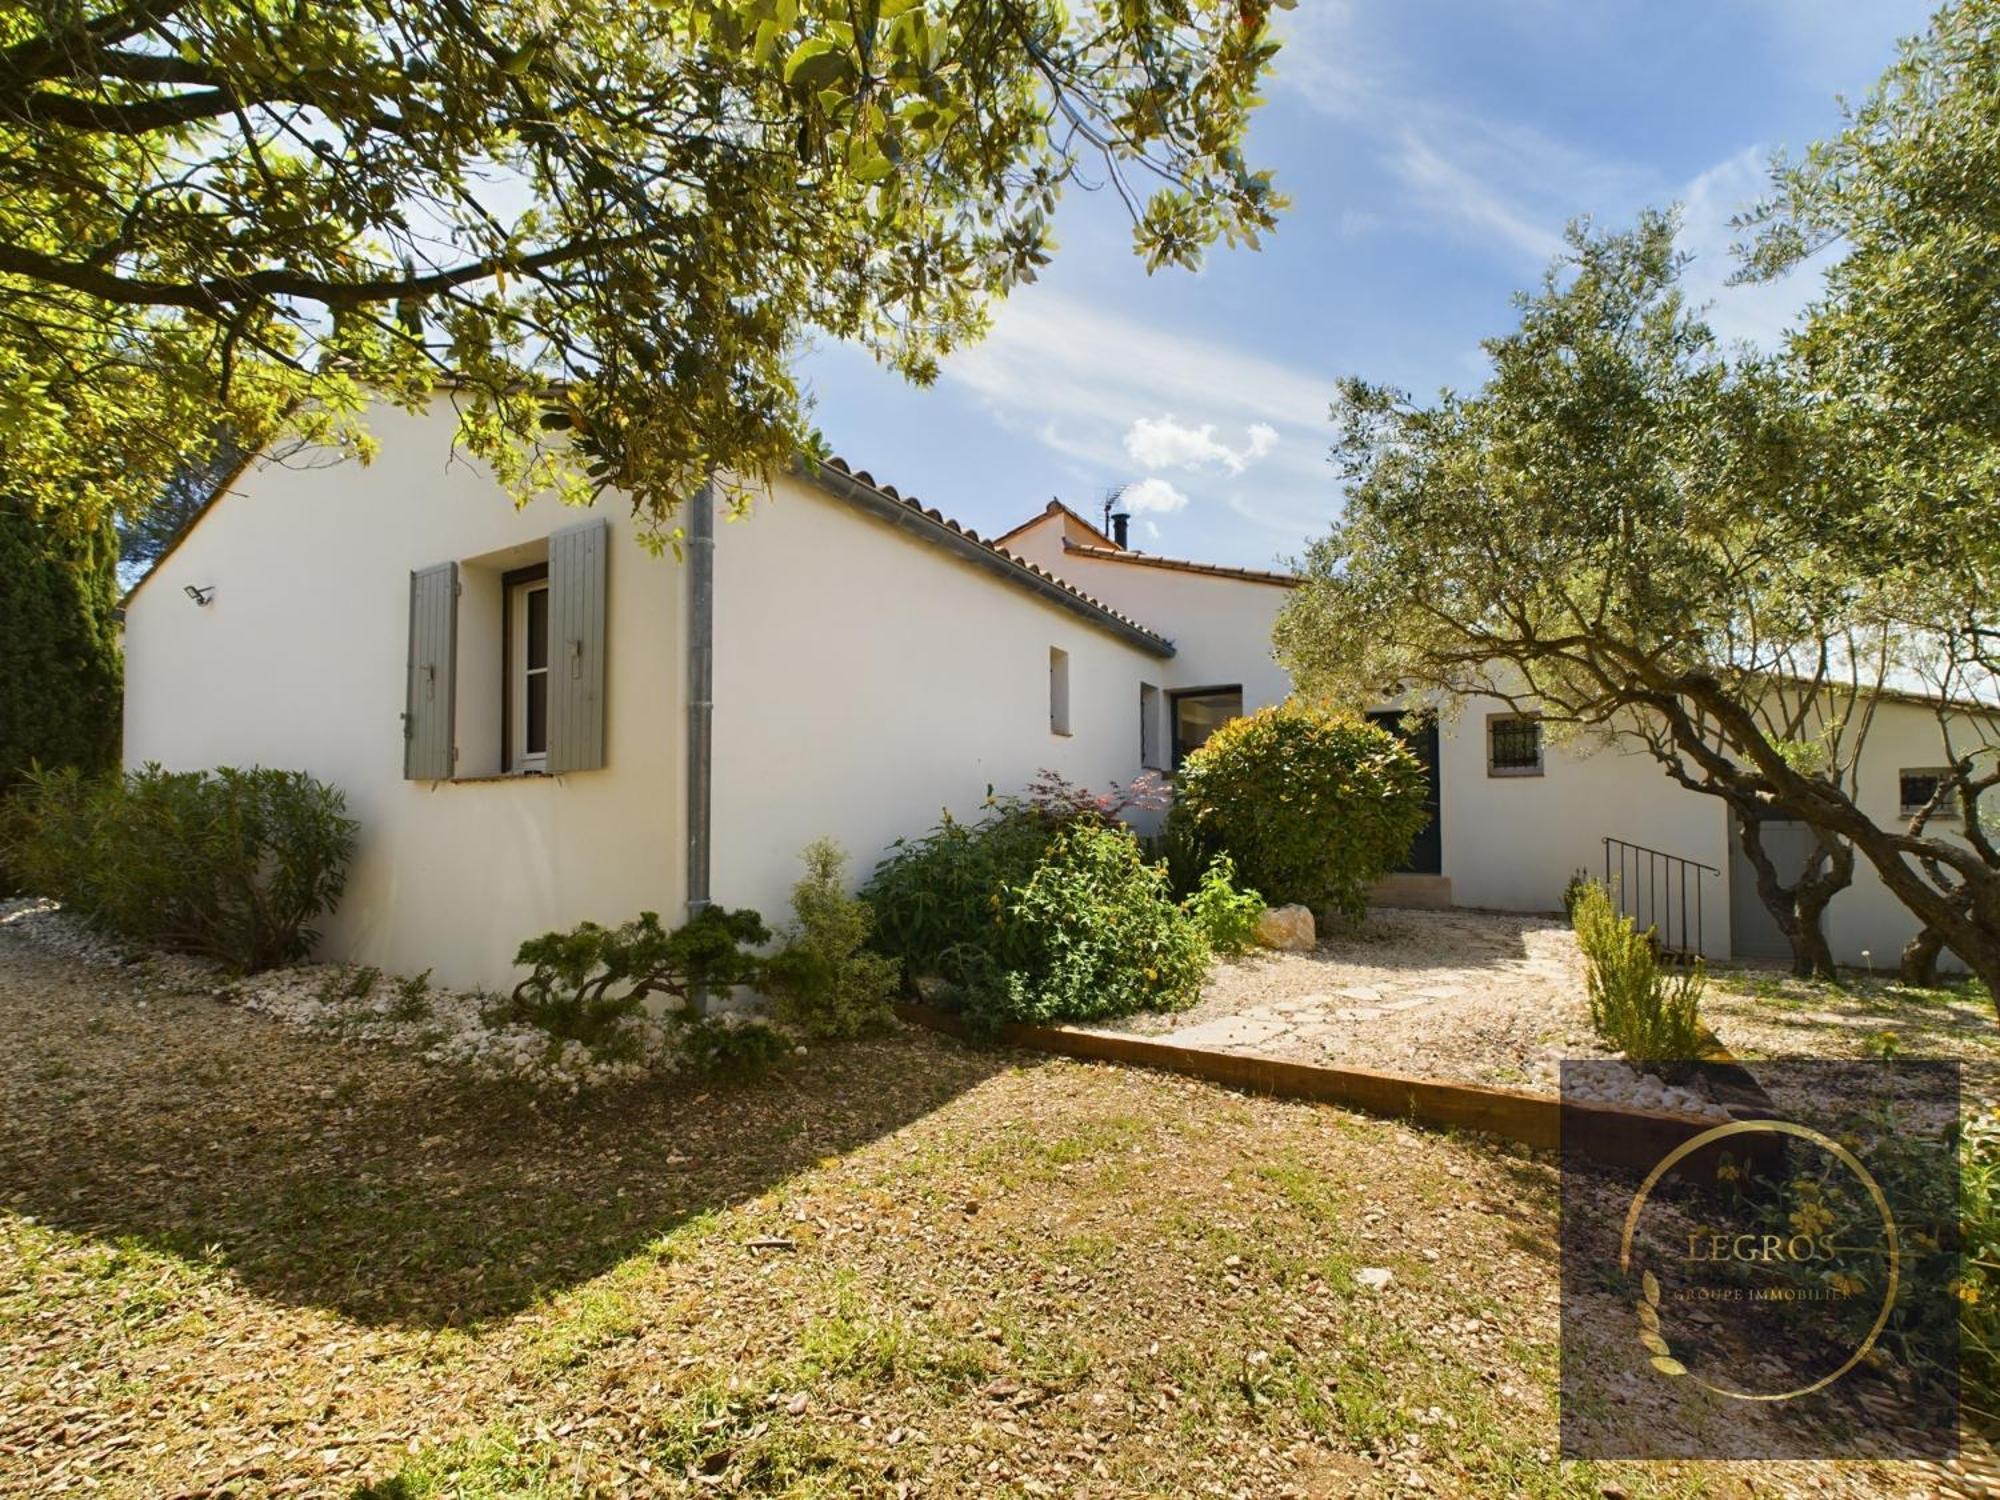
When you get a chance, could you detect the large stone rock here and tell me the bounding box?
[1253,903,1317,951]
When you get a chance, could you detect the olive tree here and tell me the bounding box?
[0,0,1285,535]
[1276,208,2000,999]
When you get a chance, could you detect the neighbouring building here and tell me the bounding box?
[122,401,1993,987]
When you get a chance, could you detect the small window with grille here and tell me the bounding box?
[1487,714,1543,777]
[1900,769,1957,821]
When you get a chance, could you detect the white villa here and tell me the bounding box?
[123,401,1987,989]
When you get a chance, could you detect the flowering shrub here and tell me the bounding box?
[864,781,1209,1027]
[1965,1108,2000,1425]
[1170,704,1431,917]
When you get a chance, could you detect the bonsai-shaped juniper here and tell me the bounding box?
[506,906,768,1046]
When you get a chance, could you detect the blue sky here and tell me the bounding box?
[793,1,1933,569]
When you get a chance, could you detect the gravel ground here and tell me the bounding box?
[1105,908,1998,1109]
[1110,909,1611,1090]
[0,896,787,1093]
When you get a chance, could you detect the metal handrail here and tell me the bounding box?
[1601,837,1720,959]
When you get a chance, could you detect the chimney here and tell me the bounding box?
[1110,510,1130,549]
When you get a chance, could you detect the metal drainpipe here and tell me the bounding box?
[686,479,715,1012]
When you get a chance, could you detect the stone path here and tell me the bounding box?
[1104,908,1615,1090]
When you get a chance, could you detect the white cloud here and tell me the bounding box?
[1119,477,1191,514]
[1123,415,1280,474]
[941,289,1338,540]
[1673,146,1834,351]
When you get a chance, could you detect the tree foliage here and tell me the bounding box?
[0,499,121,795]
[1,0,1285,539]
[1278,198,2000,999]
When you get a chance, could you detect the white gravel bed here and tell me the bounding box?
[0,896,784,1093]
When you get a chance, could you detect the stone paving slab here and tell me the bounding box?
[1104,908,1615,1091]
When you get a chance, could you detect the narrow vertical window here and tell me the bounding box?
[507,568,552,772]
[1049,647,1072,736]
[1140,682,1162,768]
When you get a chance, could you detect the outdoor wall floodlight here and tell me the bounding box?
[184,585,215,606]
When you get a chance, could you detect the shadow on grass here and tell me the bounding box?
[0,944,1015,1329]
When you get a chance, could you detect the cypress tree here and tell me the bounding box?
[0,502,122,791]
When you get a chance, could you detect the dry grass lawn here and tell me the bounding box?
[0,938,1978,1497]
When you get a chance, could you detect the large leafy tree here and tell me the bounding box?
[1276,218,1893,982]
[1,0,1284,537]
[1278,0,2000,1002]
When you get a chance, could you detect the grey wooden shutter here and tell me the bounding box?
[547,517,608,773]
[403,561,458,779]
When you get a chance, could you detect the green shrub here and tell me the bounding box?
[0,503,121,802]
[506,907,767,1046]
[1963,1108,2000,1428]
[680,1017,791,1081]
[1186,853,1263,956]
[1170,703,1431,918]
[3,762,356,970]
[1561,868,1593,921]
[1570,881,1705,1064]
[976,818,1210,1028]
[863,799,1061,993]
[864,790,1211,1027]
[762,839,900,1040]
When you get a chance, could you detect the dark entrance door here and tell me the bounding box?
[1367,711,1442,874]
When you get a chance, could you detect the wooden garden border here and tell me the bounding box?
[897,1002,1779,1176]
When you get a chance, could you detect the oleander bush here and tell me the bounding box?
[762,838,900,1040]
[1170,703,1431,918]
[3,762,355,971]
[1571,880,1705,1065]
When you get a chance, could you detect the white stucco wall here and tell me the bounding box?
[1807,698,1997,970]
[123,409,1178,988]
[995,517,1294,710]
[1428,700,1736,958]
[125,415,1995,989]
[707,482,1171,923]
[123,402,688,990]
[1429,694,1996,969]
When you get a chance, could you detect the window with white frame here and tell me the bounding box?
[506,564,551,772]
[1487,713,1543,776]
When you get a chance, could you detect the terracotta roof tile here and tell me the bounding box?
[808,457,1174,653]
[1061,541,1299,588]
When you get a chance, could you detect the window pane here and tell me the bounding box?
[1173,690,1242,764]
[526,586,550,671]
[525,671,548,755]
[1490,716,1541,770]
[1902,772,1942,814]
